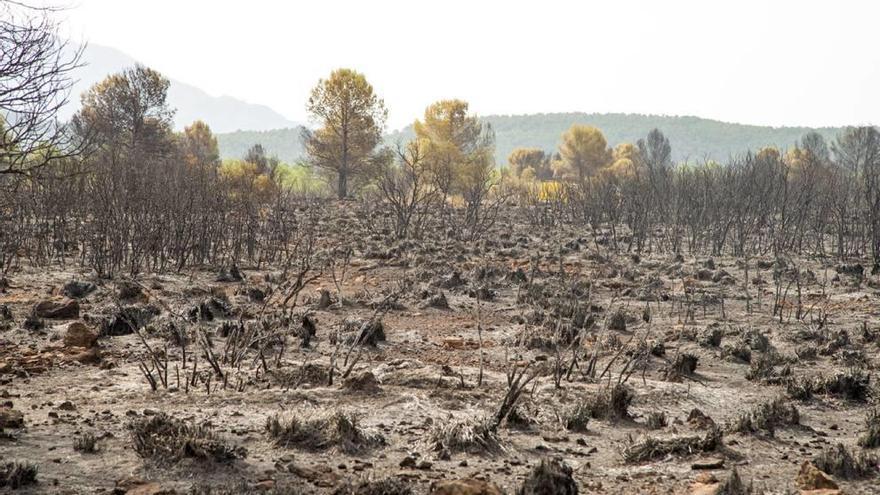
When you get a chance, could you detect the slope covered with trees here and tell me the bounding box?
[403,113,844,165]
[216,127,307,165]
[217,113,844,165]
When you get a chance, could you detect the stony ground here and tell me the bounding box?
[1,206,879,494]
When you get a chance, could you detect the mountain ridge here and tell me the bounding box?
[63,44,299,133]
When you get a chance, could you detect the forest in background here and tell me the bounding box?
[217,113,843,166]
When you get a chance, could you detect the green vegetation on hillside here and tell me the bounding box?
[217,127,306,165]
[217,114,843,166]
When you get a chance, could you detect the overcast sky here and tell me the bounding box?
[61,0,880,130]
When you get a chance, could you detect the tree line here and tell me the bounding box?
[2,2,880,276]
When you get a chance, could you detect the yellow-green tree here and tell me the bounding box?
[558,124,611,182]
[303,68,387,199]
[508,147,551,180]
[414,99,494,200]
[413,99,496,236]
[179,120,219,169]
[605,142,640,177]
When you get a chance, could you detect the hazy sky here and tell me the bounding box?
[61,0,880,130]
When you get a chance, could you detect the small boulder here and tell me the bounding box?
[795,461,838,491]
[33,298,79,319]
[64,322,98,349]
[689,473,720,495]
[72,347,102,364]
[115,480,175,495]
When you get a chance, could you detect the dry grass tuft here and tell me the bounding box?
[729,398,799,436]
[129,413,246,464]
[426,416,503,454]
[786,368,871,402]
[332,477,414,495]
[812,443,879,479]
[0,462,38,489]
[858,409,880,449]
[622,427,722,464]
[73,432,98,453]
[266,410,384,454]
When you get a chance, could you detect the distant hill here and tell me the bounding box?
[63,44,299,133]
[219,113,845,165]
[217,127,306,162]
[390,113,844,165]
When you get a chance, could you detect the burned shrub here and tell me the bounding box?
[504,404,537,430]
[516,458,578,495]
[687,408,717,430]
[578,384,634,421]
[837,263,864,278]
[215,264,243,283]
[820,329,850,356]
[823,368,871,402]
[129,413,246,464]
[187,297,231,322]
[812,443,879,479]
[649,340,666,357]
[62,280,96,299]
[745,352,790,384]
[795,346,818,361]
[622,427,722,464]
[665,353,699,380]
[560,404,591,432]
[98,305,159,336]
[266,410,384,454]
[245,286,266,302]
[22,314,44,331]
[699,325,724,348]
[785,376,816,401]
[467,285,496,301]
[0,304,11,321]
[646,411,668,430]
[73,432,98,453]
[608,308,628,331]
[298,313,317,348]
[270,362,330,389]
[858,409,880,449]
[190,480,308,495]
[333,477,414,495]
[740,328,770,353]
[332,318,386,346]
[419,289,449,310]
[0,462,38,489]
[425,416,503,454]
[722,340,752,363]
[437,271,466,290]
[729,398,799,436]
